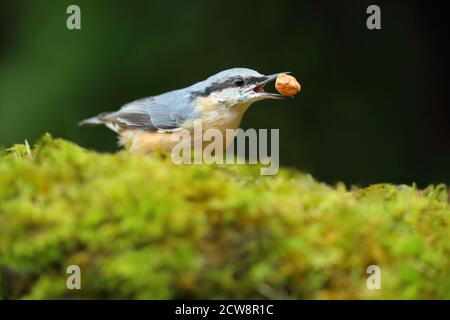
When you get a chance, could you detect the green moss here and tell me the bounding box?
[0,134,449,299]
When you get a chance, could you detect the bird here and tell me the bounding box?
[79,68,290,153]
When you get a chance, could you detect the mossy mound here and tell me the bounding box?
[0,134,449,299]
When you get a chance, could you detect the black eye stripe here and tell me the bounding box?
[230,76,267,87]
[245,76,267,85]
[190,76,267,97]
[234,78,245,86]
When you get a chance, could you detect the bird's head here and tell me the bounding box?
[188,68,289,112]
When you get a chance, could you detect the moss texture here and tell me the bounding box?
[0,134,449,299]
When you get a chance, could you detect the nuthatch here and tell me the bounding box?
[80,68,290,153]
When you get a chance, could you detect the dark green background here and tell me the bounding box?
[0,0,448,186]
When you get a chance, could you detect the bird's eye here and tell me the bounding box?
[234,78,245,87]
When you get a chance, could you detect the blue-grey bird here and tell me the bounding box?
[80,68,291,153]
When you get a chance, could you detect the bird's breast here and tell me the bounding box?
[192,96,250,132]
[121,100,251,154]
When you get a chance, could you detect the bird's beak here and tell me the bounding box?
[252,72,292,99]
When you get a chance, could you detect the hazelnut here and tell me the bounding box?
[275,73,301,97]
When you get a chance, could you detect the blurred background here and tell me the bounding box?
[0,0,448,186]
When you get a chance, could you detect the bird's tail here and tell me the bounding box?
[79,112,111,127]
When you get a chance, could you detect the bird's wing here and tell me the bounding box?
[101,96,190,132]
